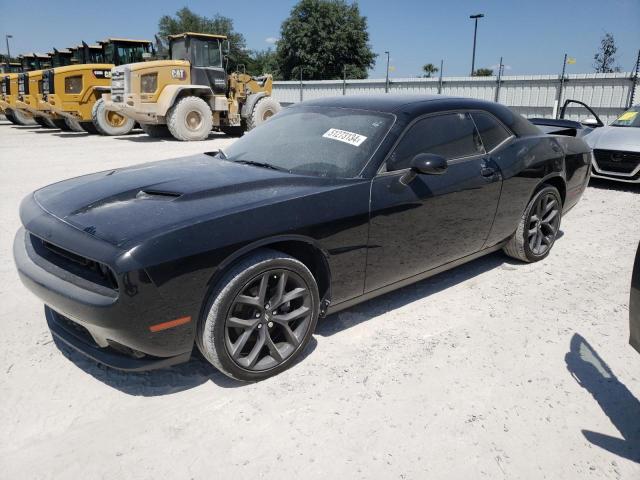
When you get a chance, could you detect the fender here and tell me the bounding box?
[241,92,267,118]
[156,84,213,116]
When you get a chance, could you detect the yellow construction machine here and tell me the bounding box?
[104,32,280,141]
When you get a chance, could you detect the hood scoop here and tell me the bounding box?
[136,189,182,200]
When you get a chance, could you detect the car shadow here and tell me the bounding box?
[565,333,640,463]
[317,250,519,336]
[51,249,534,396]
[589,178,640,194]
[52,334,319,396]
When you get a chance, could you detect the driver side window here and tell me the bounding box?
[386,112,484,171]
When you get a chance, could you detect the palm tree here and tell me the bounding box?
[422,63,439,78]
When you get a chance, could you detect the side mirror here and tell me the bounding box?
[400,153,448,185]
[581,117,601,128]
[222,40,231,56]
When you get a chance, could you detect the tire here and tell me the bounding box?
[166,96,213,141]
[503,185,562,263]
[245,96,281,130]
[91,97,135,136]
[51,118,72,131]
[197,249,320,382]
[220,125,244,137]
[5,111,18,124]
[79,121,99,134]
[34,116,57,128]
[10,109,36,125]
[140,123,173,138]
[64,118,86,132]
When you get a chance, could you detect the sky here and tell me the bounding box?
[1,0,638,78]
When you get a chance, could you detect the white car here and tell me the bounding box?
[587,105,640,184]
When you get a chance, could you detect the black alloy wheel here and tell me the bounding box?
[225,269,313,371]
[527,190,561,256]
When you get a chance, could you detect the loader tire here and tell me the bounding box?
[65,118,86,132]
[92,98,135,136]
[34,116,57,128]
[11,109,36,125]
[245,96,281,130]
[140,123,173,138]
[167,96,213,141]
[79,121,99,134]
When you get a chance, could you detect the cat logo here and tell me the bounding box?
[171,69,186,80]
[93,70,112,79]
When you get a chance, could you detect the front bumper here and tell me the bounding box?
[13,213,196,371]
[104,93,164,125]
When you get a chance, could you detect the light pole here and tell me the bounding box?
[384,51,390,93]
[469,14,484,76]
[5,34,13,66]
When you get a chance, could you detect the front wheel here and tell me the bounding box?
[197,249,320,382]
[503,185,562,262]
[166,96,213,141]
[34,116,57,128]
[92,98,135,136]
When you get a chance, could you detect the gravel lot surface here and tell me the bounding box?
[0,119,639,479]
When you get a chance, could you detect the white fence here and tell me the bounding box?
[273,72,639,124]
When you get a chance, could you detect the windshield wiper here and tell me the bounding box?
[233,160,289,172]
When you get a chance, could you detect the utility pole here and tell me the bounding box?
[556,53,568,119]
[384,51,390,93]
[495,56,504,102]
[299,66,305,103]
[343,64,346,95]
[5,34,13,67]
[629,49,640,108]
[438,59,444,94]
[469,14,484,76]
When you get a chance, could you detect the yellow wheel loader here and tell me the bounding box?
[43,38,153,135]
[4,53,50,126]
[0,62,22,121]
[103,32,281,141]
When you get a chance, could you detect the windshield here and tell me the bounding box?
[221,106,394,178]
[171,39,188,61]
[611,106,640,128]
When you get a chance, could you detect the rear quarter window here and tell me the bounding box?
[471,112,512,151]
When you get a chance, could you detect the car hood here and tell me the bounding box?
[32,154,347,247]
[586,126,640,151]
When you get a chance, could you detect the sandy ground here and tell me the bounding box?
[0,120,639,480]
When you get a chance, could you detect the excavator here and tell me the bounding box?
[43,38,153,135]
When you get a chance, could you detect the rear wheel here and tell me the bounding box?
[51,118,73,131]
[5,111,18,124]
[245,96,281,130]
[167,96,213,141]
[64,118,85,132]
[140,123,173,138]
[34,116,57,128]
[503,185,562,262]
[197,249,320,382]
[92,98,135,136]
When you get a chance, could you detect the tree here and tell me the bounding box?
[422,63,439,78]
[474,68,493,76]
[276,0,376,80]
[593,33,621,73]
[251,49,281,79]
[157,7,253,72]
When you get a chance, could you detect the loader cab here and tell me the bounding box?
[101,39,154,66]
[169,32,228,94]
[0,63,22,74]
[49,49,75,68]
[19,53,51,72]
[74,44,105,64]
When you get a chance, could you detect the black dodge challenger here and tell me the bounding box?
[14,95,592,381]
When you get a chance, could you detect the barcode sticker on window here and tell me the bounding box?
[322,128,368,147]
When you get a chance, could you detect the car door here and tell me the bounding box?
[365,111,503,292]
[190,41,227,95]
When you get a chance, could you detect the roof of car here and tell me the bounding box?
[299,94,541,137]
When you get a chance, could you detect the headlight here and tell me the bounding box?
[64,76,83,94]
[140,73,157,94]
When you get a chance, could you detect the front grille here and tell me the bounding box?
[18,73,28,95]
[42,70,54,95]
[29,234,119,291]
[594,149,640,175]
[110,68,125,102]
